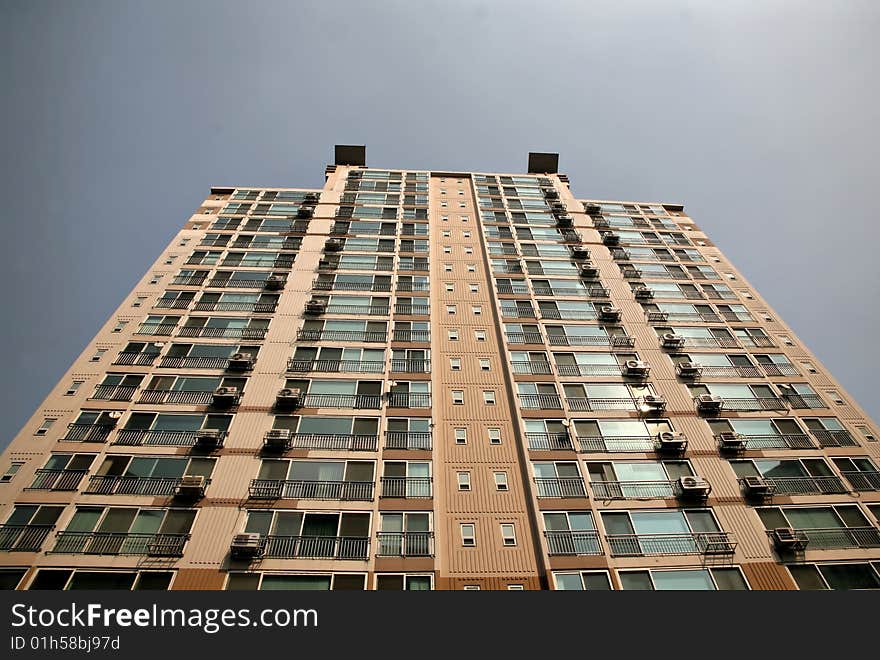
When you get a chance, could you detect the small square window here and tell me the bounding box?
[442,216,449,222]
[483,391,496,405]
[35,418,57,436]
[457,472,471,491]
[463,585,480,591]
[725,273,736,280]
[800,361,818,374]
[440,189,447,195]
[779,335,794,346]
[472,306,482,315]
[132,296,147,308]
[461,523,476,546]
[452,390,465,405]
[89,349,106,362]
[1,462,24,483]
[112,321,128,333]
[479,359,490,371]
[464,247,473,254]
[469,284,478,293]
[463,231,471,238]
[494,471,509,491]
[856,425,876,442]
[65,381,83,396]
[448,329,459,341]
[445,283,454,292]
[459,203,466,209]
[507,585,524,591]
[474,330,486,341]
[500,523,517,546]
[467,264,476,272]
[450,358,462,371]
[441,201,448,207]
[442,231,451,237]
[443,246,452,254]
[444,264,453,272]
[488,428,501,445]
[179,238,190,246]
[741,290,754,299]
[826,390,845,405]
[458,190,464,196]
[446,305,457,315]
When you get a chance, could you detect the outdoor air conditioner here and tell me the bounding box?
[676,476,711,500]
[194,428,224,450]
[325,239,343,252]
[640,394,667,414]
[634,286,654,300]
[696,394,724,414]
[718,432,747,453]
[275,388,302,408]
[741,476,775,498]
[656,431,688,454]
[602,232,620,246]
[296,206,314,219]
[555,215,573,227]
[302,192,319,204]
[676,361,702,378]
[264,428,293,451]
[550,202,567,214]
[624,360,650,378]
[580,264,600,279]
[230,533,264,560]
[543,188,560,200]
[227,352,254,370]
[264,275,285,290]
[772,527,809,552]
[571,246,590,259]
[583,202,601,215]
[661,333,685,349]
[318,258,337,270]
[175,475,206,499]
[212,387,240,406]
[305,299,327,315]
[599,305,621,322]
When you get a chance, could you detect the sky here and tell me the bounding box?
[0,0,878,448]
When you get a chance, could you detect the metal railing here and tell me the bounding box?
[511,361,553,375]
[549,335,635,348]
[841,471,880,491]
[501,307,537,319]
[296,330,387,342]
[646,311,722,323]
[737,336,776,348]
[691,365,763,378]
[496,283,531,295]
[287,359,384,373]
[286,433,378,451]
[555,364,624,377]
[61,424,115,443]
[178,326,267,339]
[135,323,178,336]
[392,330,431,342]
[505,332,545,344]
[137,390,215,405]
[387,393,432,408]
[90,385,138,401]
[394,304,430,315]
[261,535,370,560]
[577,435,661,453]
[760,364,800,376]
[191,301,277,313]
[710,397,786,411]
[158,356,232,369]
[114,429,226,447]
[525,432,573,451]
[395,282,430,292]
[715,433,814,450]
[155,298,192,309]
[606,532,735,556]
[300,394,382,409]
[741,475,848,495]
[385,431,432,450]
[544,530,602,555]
[782,527,880,550]
[670,336,739,349]
[519,394,564,410]
[112,352,158,366]
[539,309,599,321]
[390,359,431,373]
[84,475,209,496]
[248,479,374,501]
[0,525,54,552]
[591,480,676,499]
[375,532,434,557]
[380,477,433,498]
[206,278,272,289]
[810,429,859,447]
[52,532,189,556]
[781,394,827,409]
[325,304,390,316]
[170,276,208,286]
[566,397,638,412]
[313,280,391,292]
[27,469,88,491]
[534,477,588,498]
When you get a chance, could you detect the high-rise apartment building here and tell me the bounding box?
[1,146,878,591]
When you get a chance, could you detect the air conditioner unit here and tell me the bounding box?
[696,394,724,413]
[227,352,254,370]
[580,264,600,279]
[624,360,650,377]
[602,232,620,246]
[318,258,337,270]
[676,476,711,500]
[275,388,302,408]
[325,239,343,252]
[230,533,264,560]
[264,428,293,451]
[550,202,567,214]
[264,275,285,290]
[302,192,319,204]
[634,286,654,300]
[194,428,224,450]
[555,215,573,227]
[661,333,685,349]
[571,246,590,260]
[175,475,206,499]
[676,361,702,378]
[212,386,240,406]
[543,189,560,200]
[656,431,688,454]
[772,527,809,552]
[599,305,621,322]
[305,299,327,315]
[296,206,314,219]
[718,432,747,453]
[640,394,667,414]
[741,476,775,498]
[583,202,601,215]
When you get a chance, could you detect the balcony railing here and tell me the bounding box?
[286,433,378,451]
[52,532,189,556]
[387,393,432,408]
[158,356,234,369]
[296,330,387,343]
[394,304,430,315]
[646,311,722,323]
[27,469,88,491]
[390,359,431,373]
[714,433,814,450]
[505,332,545,344]
[83,475,210,496]
[115,429,227,447]
[135,323,178,336]
[577,435,661,453]
[549,335,635,348]
[62,424,115,443]
[511,361,553,375]
[841,471,880,491]
[384,431,432,450]
[90,384,138,401]
[191,301,277,313]
[781,394,827,409]
[112,352,158,366]
[287,359,384,373]
[170,276,208,286]
[708,397,786,411]
[137,390,216,405]
[737,336,776,348]
[555,364,625,377]
[392,330,431,342]
[760,364,800,376]
[591,480,676,499]
[525,432,573,451]
[519,394,564,410]
[155,298,192,310]
[501,307,537,319]
[248,479,374,501]
[380,477,433,498]
[300,394,383,409]
[606,532,736,557]
[395,282,430,292]
[810,429,859,447]
[313,280,391,292]
[205,278,271,289]
[261,535,370,560]
[534,477,588,498]
[776,527,880,550]
[739,475,847,495]
[539,309,599,321]
[0,525,54,552]
[670,336,739,349]
[689,365,763,378]
[496,283,530,295]
[544,530,602,555]
[566,397,638,412]
[375,532,434,557]
[325,304,390,316]
[178,326,267,339]
[534,286,610,298]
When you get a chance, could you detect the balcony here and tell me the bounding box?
[646,311,722,323]
[395,281,430,292]
[555,364,625,377]
[534,477,588,498]
[384,431,432,450]
[688,365,763,378]
[159,356,235,369]
[665,336,739,349]
[736,475,847,496]
[810,429,859,447]
[284,433,379,451]
[0,525,54,552]
[252,535,371,560]
[387,393,432,408]
[230,239,301,250]
[565,397,639,412]
[155,298,192,310]
[112,352,158,366]
[115,429,226,447]
[394,303,430,315]
[178,326,267,340]
[841,471,880,492]
[376,532,434,557]
[52,532,189,556]
[737,336,776,348]
[325,304,390,316]
[299,394,382,409]
[380,477,433,498]
[511,361,553,375]
[391,330,431,343]
[191,301,277,313]
[501,307,537,319]
[606,532,736,557]
[391,359,431,373]
[135,323,178,336]
[206,278,272,289]
[703,290,739,300]
[714,433,814,450]
[591,480,677,499]
[760,364,800,377]
[61,424,115,443]
[577,435,661,453]
[137,390,216,405]
[525,432,573,451]
[496,283,530,295]
[170,275,208,286]
[539,309,599,321]
[544,530,602,555]
[296,330,387,343]
[218,258,294,270]
[287,359,384,374]
[704,397,786,412]
[772,527,880,550]
[519,394,564,410]
[27,469,88,491]
[248,479,374,501]
[505,332,544,344]
[781,394,827,409]
[549,335,635,348]
[83,475,209,496]
[90,384,138,402]
[534,286,610,298]
[313,280,391,292]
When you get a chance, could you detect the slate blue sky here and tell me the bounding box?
[0,0,878,448]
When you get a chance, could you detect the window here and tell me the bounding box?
[461,523,476,546]
[89,349,107,362]
[457,472,471,491]
[450,358,462,371]
[445,282,454,292]
[483,391,496,405]
[448,329,459,341]
[463,585,480,590]
[444,263,453,272]
[856,425,876,442]
[375,574,432,591]
[467,264,476,272]
[464,247,473,254]
[443,246,451,254]
[1,462,23,484]
[28,569,175,591]
[500,523,517,546]
[112,321,128,333]
[494,472,509,491]
[788,562,880,590]
[440,201,448,207]
[35,418,56,436]
[800,361,818,374]
[619,567,748,590]
[469,284,478,293]
[446,305,457,315]
[65,381,83,396]
[488,428,501,445]
[454,428,467,444]
[472,305,482,315]
[474,330,486,341]
[441,215,449,222]
[452,390,464,405]
[826,390,845,405]
[479,359,490,371]
[553,571,613,590]
[133,296,147,308]
[442,230,450,237]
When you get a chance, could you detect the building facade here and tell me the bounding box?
[1,147,878,591]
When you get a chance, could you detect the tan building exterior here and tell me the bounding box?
[1,147,878,590]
